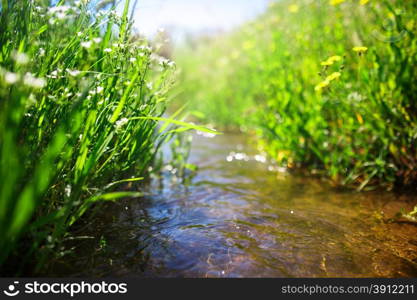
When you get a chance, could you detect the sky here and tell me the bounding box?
[128,0,271,38]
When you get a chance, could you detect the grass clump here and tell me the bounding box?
[176,0,417,190]
[0,0,188,274]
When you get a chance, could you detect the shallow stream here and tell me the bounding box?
[53,133,417,277]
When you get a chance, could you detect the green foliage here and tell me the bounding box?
[0,0,183,273]
[176,0,417,189]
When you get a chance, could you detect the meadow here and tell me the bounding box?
[176,0,417,190]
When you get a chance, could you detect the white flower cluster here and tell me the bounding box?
[23,73,46,89]
[108,10,122,24]
[81,37,102,49]
[86,86,105,100]
[12,51,30,65]
[115,118,129,132]
[74,0,90,8]
[1,68,46,89]
[47,5,80,25]
[46,68,62,79]
[46,68,82,79]
[66,69,81,77]
[150,54,175,69]
[4,71,19,84]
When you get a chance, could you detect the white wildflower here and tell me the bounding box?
[47,69,59,79]
[348,92,364,102]
[48,6,71,15]
[93,37,102,44]
[4,72,19,84]
[115,118,129,131]
[23,73,46,89]
[129,57,137,63]
[159,58,167,66]
[12,52,30,65]
[96,86,104,94]
[103,48,112,53]
[74,0,88,8]
[81,41,92,49]
[138,45,152,53]
[39,48,46,57]
[66,69,81,77]
[55,12,66,20]
[65,184,72,198]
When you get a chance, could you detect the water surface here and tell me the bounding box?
[54,133,417,277]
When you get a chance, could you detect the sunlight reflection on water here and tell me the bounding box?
[53,133,417,278]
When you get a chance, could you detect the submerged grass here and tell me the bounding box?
[0,0,213,274]
[176,0,417,190]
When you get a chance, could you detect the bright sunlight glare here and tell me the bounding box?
[129,0,271,39]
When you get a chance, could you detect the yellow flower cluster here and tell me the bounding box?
[321,55,342,66]
[330,0,345,5]
[353,46,368,55]
[353,46,368,52]
[315,72,342,92]
[330,0,369,6]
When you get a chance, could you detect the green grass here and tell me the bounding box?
[0,0,213,274]
[175,0,417,190]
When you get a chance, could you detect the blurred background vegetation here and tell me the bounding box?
[175,0,417,190]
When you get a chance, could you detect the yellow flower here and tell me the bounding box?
[321,55,342,66]
[330,0,346,6]
[360,0,370,5]
[315,71,342,92]
[328,55,342,63]
[288,4,299,13]
[321,60,333,66]
[315,80,330,92]
[353,46,368,53]
[326,72,342,81]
